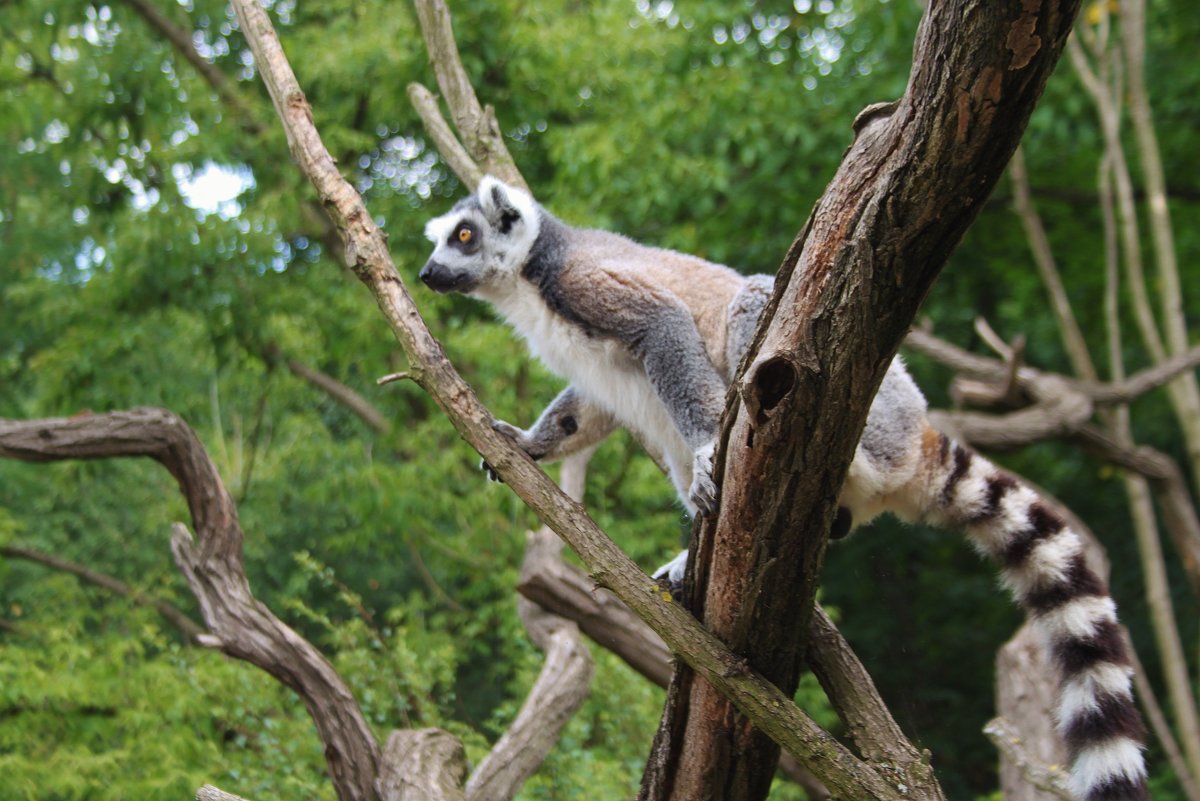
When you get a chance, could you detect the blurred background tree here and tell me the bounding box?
[1,0,1197,798]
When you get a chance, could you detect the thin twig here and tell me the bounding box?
[286,358,391,433]
[0,543,205,642]
[407,83,483,189]
[116,0,264,133]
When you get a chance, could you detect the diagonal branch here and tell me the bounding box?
[116,0,265,133]
[286,358,392,434]
[407,83,483,189]
[646,0,1083,795]
[227,1,917,798]
[0,543,205,642]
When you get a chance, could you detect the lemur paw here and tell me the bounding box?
[688,442,720,516]
[482,420,522,482]
[652,549,689,600]
[482,419,545,482]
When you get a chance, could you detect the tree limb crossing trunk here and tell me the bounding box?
[640,2,1083,799]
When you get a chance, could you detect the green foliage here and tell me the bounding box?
[0,583,332,800]
[1,0,1197,798]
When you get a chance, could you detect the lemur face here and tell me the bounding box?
[419,177,540,296]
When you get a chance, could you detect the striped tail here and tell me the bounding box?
[918,428,1148,801]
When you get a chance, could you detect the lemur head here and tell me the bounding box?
[419,176,541,296]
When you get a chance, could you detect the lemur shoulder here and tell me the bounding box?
[420,177,1148,801]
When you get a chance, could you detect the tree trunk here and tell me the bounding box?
[641,1,1082,799]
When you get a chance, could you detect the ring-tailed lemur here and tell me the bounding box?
[420,177,1148,801]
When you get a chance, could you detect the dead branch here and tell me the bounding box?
[807,607,925,768]
[983,718,1075,801]
[115,0,264,133]
[0,543,204,642]
[465,453,595,801]
[906,328,1200,407]
[645,0,1082,792]
[286,358,391,433]
[406,83,483,189]
[517,547,673,688]
[1009,147,1099,381]
[197,785,253,801]
[377,729,467,801]
[409,0,522,187]
[908,328,1200,595]
[995,624,1071,801]
[1085,343,1200,403]
[0,410,381,801]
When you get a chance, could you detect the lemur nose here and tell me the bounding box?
[418,261,438,287]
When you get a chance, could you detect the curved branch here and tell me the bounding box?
[377,729,466,801]
[465,455,596,801]
[0,410,381,801]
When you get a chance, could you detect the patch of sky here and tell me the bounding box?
[174,161,255,219]
[358,135,449,204]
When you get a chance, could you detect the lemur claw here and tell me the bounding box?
[481,419,523,482]
[652,550,689,601]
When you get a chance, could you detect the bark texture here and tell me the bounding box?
[226,2,932,798]
[641,2,1082,799]
[0,410,382,801]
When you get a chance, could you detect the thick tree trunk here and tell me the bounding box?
[640,1,1082,799]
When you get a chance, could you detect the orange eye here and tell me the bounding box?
[458,227,472,243]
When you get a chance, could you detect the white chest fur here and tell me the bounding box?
[483,280,693,479]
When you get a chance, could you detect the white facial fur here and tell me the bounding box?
[422,177,542,296]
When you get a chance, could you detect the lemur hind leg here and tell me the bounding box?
[484,386,616,481]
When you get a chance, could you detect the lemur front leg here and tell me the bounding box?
[630,303,727,516]
[484,386,617,481]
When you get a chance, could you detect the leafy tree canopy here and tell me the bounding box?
[1,0,1197,798]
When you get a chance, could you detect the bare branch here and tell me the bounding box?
[807,607,930,771]
[908,329,1200,594]
[227,2,904,797]
[409,0,522,187]
[0,410,381,801]
[286,358,391,433]
[116,0,264,133]
[1085,343,1200,403]
[467,455,595,801]
[983,718,1075,801]
[377,729,467,801]
[407,83,483,189]
[197,785,254,801]
[466,608,591,801]
[0,544,205,642]
[517,542,673,688]
[1008,146,1099,380]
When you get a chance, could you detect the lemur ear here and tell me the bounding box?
[478,176,533,234]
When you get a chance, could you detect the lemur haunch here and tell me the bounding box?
[420,177,1148,801]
